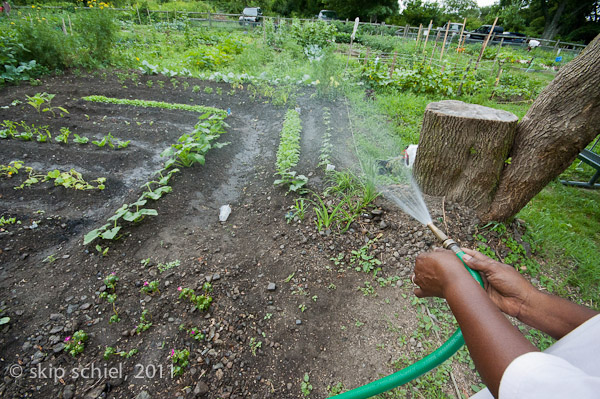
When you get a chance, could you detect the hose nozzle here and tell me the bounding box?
[426,223,461,255]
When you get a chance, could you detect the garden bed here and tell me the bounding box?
[0,72,486,399]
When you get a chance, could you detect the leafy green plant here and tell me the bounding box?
[95,245,109,257]
[178,284,213,311]
[136,310,153,334]
[141,280,160,295]
[64,330,88,357]
[249,337,262,356]
[0,120,19,139]
[350,239,382,275]
[170,348,190,377]
[25,92,68,117]
[301,372,313,397]
[55,127,70,144]
[0,161,23,178]
[73,134,89,144]
[91,132,128,149]
[179,323,205,341]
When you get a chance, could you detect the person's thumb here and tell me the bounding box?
[461,253,493,274]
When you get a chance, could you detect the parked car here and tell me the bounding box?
[239,7,262,25]
[316,10,337,21]
[467,25,504,40]
[501,31,526,43]
[440,22,464,34]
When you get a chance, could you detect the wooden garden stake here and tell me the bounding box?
[136,6,142,25]
[422,20,433,55]
[364,48,370,65]
[457,18,466,52]
[68,15,73,35]
[476,17,498,70]
[61,18,67,35]
[440,20,450,61]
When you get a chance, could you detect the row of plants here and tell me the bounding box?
[1,160,106,190]
[0,121,130,148]
[84,109,228,245]
[273,108,307,193]
[82,95,227,117]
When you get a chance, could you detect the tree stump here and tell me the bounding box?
[413,100,518,213]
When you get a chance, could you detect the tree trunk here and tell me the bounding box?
[542,0,566,40]
[413,100,518,213]
[484,34,600,222]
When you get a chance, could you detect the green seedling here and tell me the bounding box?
[178,284,212,311]
[104,346,138,360]
[136,310,153,334]
[73,134,89,144]
[55,127,70,144]
[301,373,313,397]
[95,245,109,257]
[158,259,180,273]
[64,330,88,357]
[141,280,160,295]
[26,92,68,117]
[179,323,205,341]
[0,161,23,178]
[249,337,262,356]
[0,216,19,227]
[170,348,190,377]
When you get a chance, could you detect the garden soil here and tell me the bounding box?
[0,72,499,398]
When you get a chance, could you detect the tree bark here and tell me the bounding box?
[542,0,566,40]
[413,100,518,213]
[484,34,600,222]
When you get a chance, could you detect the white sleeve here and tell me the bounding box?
[499,352,600,398]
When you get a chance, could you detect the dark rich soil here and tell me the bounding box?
[0,72,489,399]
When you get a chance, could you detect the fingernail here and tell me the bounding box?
[462,254,472,261]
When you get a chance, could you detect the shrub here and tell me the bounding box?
[11,9,117,71]
[290,20,337,49]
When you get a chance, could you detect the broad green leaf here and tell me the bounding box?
[47,169,60,179]
[101,226,121,240]
[123,211,140,222]
[138,208,158,217]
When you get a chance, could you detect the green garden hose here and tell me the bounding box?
[332,248,484,399]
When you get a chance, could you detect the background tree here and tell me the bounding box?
[399,0,444,26]
[323,0,399,21]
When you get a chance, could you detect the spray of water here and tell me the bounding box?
[370,158,432,226]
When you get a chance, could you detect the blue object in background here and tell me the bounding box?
[555,56,563,62]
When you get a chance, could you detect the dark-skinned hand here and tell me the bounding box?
[461,248,537,319]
